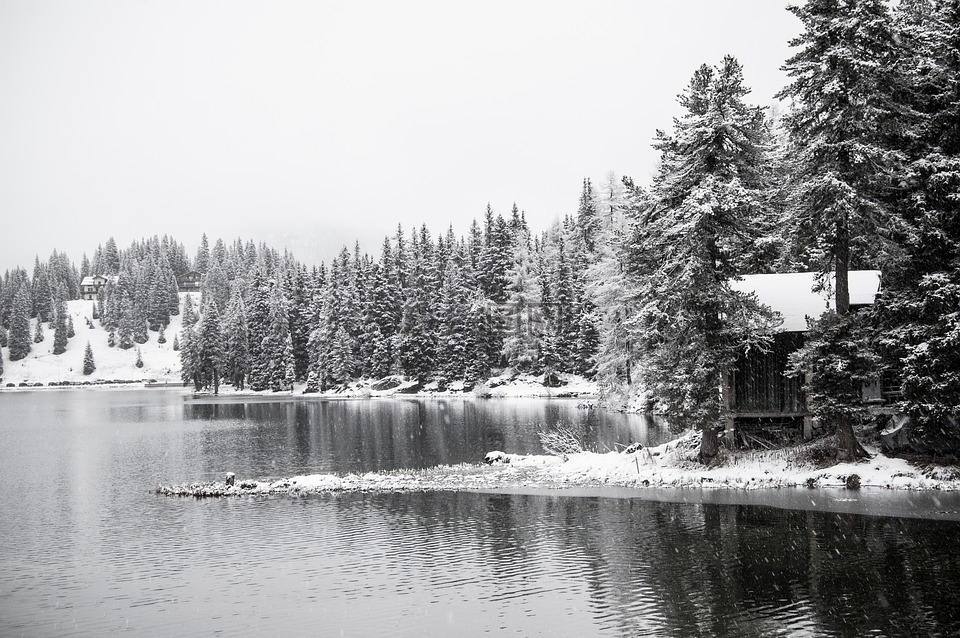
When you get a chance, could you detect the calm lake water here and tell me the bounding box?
[1,390,959,637]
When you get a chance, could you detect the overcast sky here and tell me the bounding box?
[0,0,800,270]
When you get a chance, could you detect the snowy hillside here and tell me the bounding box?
[1,295,194,387]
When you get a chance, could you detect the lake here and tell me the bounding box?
[1,389,959,636]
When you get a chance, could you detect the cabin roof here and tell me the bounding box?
[730,270,881,332]
[80,275,108,286]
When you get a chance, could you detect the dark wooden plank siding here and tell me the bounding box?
[730,332,804,415]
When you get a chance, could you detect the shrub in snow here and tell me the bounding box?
[472,383,492,398]
[537,420,589,458]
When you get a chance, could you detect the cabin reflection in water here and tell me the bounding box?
[724,271,882,443]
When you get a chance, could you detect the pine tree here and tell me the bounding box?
[246,272,273,391]
[52,299,68,355]
[222,285,249,390]
[266,285,294,392]
[195,301,224,392]
[32,258,53,323]
[172,332,179,351]
[102,237,120,274]
[108,327,117,348]
[502,226,542,373]
[83,341,95,375]
[869,0,960,450]
[157,325,167,344]
[67,315,75,338]
[627,57,778,463]
[179,328,201,390]
[33,318,45,343]
[181,294,198,327]
[135,347,144,369]
[195,233,210,273]
[778,0,905,459]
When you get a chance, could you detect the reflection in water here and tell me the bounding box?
[1,390,959,636]
[182,398,672,478]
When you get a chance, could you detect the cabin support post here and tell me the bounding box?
[802,372,813,440]
[721,369,736,448]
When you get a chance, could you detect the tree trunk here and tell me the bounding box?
[835,419,870,462]
[835,220,850,315]
[699,422,720,464]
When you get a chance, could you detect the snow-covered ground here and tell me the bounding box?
[0,296,191,387]
[292,370,598,399]
[157,429,960,499]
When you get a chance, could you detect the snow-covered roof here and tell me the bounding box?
[81,275,106,286]
[730,270,881,332]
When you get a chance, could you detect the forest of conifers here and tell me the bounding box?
[1,1,957,456]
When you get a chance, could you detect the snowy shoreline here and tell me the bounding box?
[156,431,960,503]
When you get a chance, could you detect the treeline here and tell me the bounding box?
[1,0,957,459]
[179,198,613,394]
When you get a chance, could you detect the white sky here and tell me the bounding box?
[0,0,799,270]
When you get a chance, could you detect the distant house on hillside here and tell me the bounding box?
[722,270,882,443]
[80,275,116,300]
[177,271,202,293]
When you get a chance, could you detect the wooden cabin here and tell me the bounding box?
[722,270,881,443]
[177,270,202,292]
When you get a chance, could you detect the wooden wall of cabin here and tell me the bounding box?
[730,332,805,415]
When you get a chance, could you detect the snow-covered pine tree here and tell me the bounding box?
[67,315,75,338]
[52,298,68,355]
[172,332,179,351]
[32,258,53,322]
[195,301,224,393]
[33,317,45,343]
[869,0,960,451]
[135,347,144,369]
[117,298,134,349]
[181,294,198,327]
[179,327,200,390]
[222,285,249,390]
[502,226,542,373]
[194,233,210,273]
[266,281,294,392]
[201,262,230,317]
[778,0,905,460]
[246,271,272,391]
[83,341,96,375]
[397,240,436,383]
[157,324,166,344]
[328,325,355,386]
[586,174,640,398]
[626,56,778,463]
[102,237,120,275]
[435,253,469,381]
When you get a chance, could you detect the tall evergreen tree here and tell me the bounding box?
[195,301,224,392]
[7,285,31,361]
[869,0,960,450]
[83,341,95,375]
[223,285,250,390]
[778,0,905,459]
[52,298,68,355]
[627,57,778,463]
